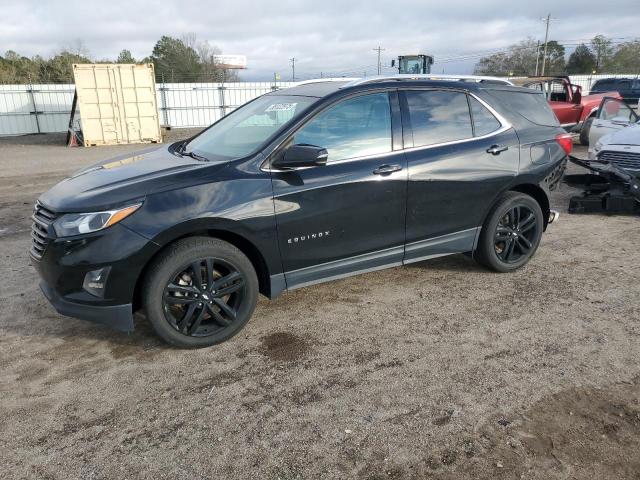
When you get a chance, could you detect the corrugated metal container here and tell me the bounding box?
[73,63,161,146]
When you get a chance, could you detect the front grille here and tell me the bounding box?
[598,150,640,171]
[30,202,57,259]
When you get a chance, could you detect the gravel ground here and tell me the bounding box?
[1,133,639,480]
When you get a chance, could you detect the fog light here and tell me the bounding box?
[83,267,111,298]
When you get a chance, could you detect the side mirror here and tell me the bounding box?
[573,89,582,104]
[272,144,328,169]
[391,59,396,68]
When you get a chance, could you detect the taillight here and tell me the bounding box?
[555,133,573,155]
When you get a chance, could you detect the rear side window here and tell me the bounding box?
[405,90,472,146]
[469,97,501,136]
[593,80,614,90]
[487,90,559,127]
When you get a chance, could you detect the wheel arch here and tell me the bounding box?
[131,223,277,313]
[508,183,551,229]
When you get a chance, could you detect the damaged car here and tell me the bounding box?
[565,96,640,213]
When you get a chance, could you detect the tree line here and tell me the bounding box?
[0,34,238,84]
[475,35,640,76]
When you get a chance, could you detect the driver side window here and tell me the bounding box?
[293,93,392,162]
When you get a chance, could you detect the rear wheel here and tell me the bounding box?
[475,192,543,273]
[142,237,258,348]
[579,116,594,146]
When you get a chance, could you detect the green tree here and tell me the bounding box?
[590,35,614,72]
[566,44,596,74]
[610,40,640,73]
[116,49,136,64]
[0,50,41,83]
[42,51,92,83]
[538,40,566,75]
[150,36,201,81]
[475,38,540,76]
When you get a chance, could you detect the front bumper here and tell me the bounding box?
[39,280,134,331]
[30,222,159,332]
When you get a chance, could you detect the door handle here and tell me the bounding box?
[373,164,402,175]
[486,144,508,155]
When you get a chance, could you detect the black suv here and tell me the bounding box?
[31,78,570,347]
[591,77,640,106]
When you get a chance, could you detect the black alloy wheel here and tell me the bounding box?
[163,258,245,337]
[493,205,539,264]
[143,237,258,348]
[475,191,544,272]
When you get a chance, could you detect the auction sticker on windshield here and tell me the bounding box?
[265,103,297,112]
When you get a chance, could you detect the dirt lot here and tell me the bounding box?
[1,133,639,480]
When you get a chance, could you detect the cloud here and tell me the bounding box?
[1,0,638,79]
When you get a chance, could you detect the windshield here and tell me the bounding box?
[183,94,318,162]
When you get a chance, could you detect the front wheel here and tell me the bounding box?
[475,192,544,273]
[142,237,258,348]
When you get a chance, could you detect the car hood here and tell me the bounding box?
[39,145,215,212]
[600,123,640,147]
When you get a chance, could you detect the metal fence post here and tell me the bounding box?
[28,74,41,133]
[159,73,169,127]
[218,83,226,118]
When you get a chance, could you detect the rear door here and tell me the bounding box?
[400,88,519,262]
[270,90,408,288]
[589,97,640,148]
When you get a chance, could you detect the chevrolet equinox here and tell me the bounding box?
[31,78,570,347]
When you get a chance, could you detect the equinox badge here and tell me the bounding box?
[288,231,330,244]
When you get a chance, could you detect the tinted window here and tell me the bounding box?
[487,90,559,126]
[592,80,615,90]
[293,93,392,162]
[405,90,472,146]
[469,97,501,136]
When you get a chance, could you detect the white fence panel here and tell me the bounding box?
[1,81,294,136]
[5,76,638,136]
[0,84,75,135]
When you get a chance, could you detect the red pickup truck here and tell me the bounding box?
[512,76,621,145]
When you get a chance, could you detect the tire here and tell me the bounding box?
[142,237,258,348]
[475,192,544,273]
[579,116,594,146]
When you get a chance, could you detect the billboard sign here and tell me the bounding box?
[213,55,247,69]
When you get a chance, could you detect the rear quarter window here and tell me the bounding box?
[486,89,560,127]
[592,80,615,90]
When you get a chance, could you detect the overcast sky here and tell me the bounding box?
[1,0,638,80]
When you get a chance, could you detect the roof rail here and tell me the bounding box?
[293,78,359,86]
[340,74,514,88]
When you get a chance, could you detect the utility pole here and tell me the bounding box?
[290,58,296,81]
[535,40,541,76]
[541,14,552,76]
[373,46,385,75]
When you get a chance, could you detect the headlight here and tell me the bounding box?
[593,140,603,153]
[53,203,142,237]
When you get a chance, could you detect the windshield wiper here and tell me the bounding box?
[176,141,209,162]
[181,150,209,162]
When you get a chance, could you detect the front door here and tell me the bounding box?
[270,91,408,289]
[547,80,582,127]
[589,97,640,148]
